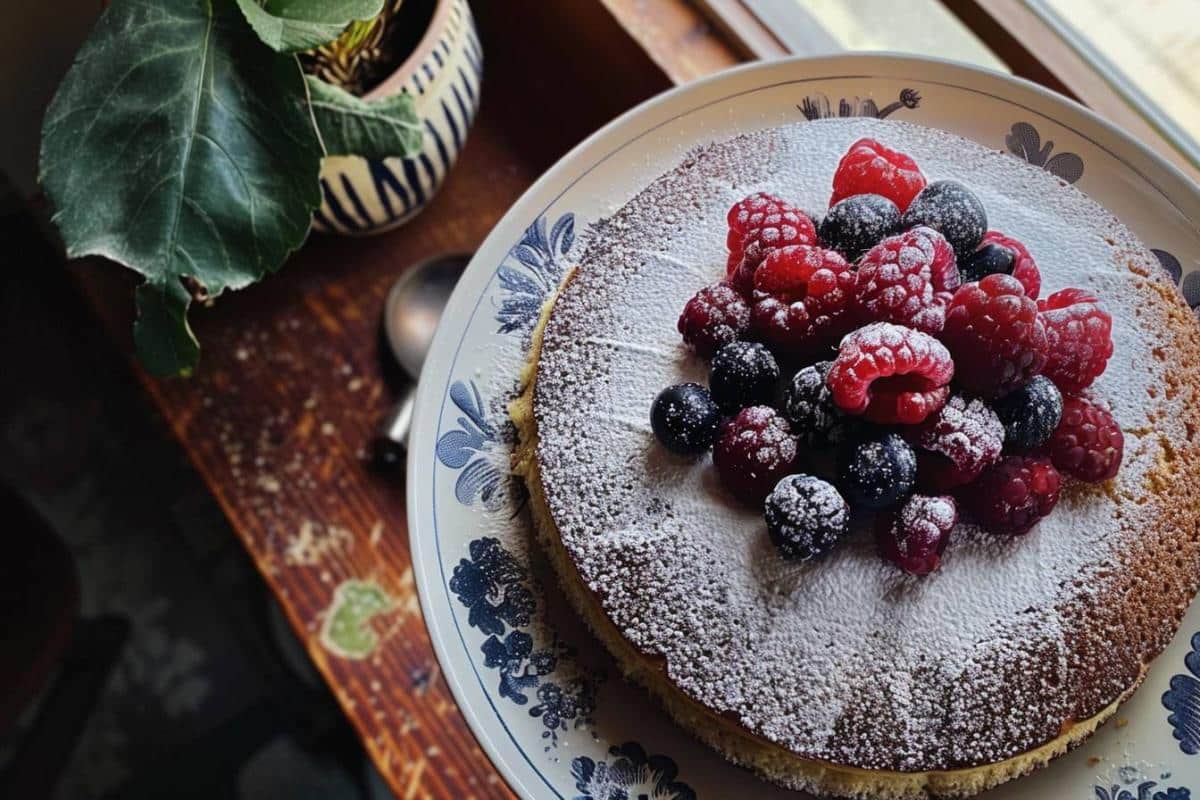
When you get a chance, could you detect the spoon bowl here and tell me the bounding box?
[383,253,471,378]
[372,252,471,469]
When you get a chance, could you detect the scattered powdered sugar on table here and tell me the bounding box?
[530,118,1190,771]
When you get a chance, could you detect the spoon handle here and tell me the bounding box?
[369,384,416,472]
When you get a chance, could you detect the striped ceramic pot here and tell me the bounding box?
[313,0,481,235]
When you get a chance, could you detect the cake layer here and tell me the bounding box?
[514,118,1200,793]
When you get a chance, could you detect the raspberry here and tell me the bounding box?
[725,193,817,288]
[827,322,954,425]
[677,283,750,357]
[829,138,927,211]
[750,245,856,360]
[854,228,958,334]
[729,260,758,297]
[912,394,1004,491]
[979,231,1040,299]
[963,455,1061,535]
[714,406,798,505]
[1048,396,1124,482]
[727,191,777,235]
[877,494,957,575]
[922,226,961,305]
[1037,288,1114,395]
[941,274,1048,399]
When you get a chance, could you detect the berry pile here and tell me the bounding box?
[652,137,1124,575]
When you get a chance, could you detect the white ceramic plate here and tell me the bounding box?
[407,54,1200,800]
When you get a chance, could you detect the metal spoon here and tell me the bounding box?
[371,252,471,470]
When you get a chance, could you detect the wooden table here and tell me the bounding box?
[64,2,1195,797]
[71,3,735,797]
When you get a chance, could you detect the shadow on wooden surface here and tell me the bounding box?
[65,2,679,797]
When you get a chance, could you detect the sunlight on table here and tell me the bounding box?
[795,0,1007,72]
[1039,0,1200,144]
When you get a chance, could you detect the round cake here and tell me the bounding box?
[510,118,1200,798]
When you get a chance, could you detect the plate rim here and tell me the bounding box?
[406,52,1200,800]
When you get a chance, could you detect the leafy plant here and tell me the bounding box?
[39,0,423,376]
[303,4,406,95]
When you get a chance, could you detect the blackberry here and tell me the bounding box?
[959,243,1014,283]
[650,383,721,456]
[780,361,849,446]
[764,474,850,560]
[901,180,987,259]
[838,431,917,510]
[993,375,1062,451]
[818,193,902,261]
[709,341,780,413]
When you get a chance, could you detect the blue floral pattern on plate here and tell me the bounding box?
[449,537,533,637]
[532,677,596,745]
[1005,121,1084,184]
[435,380,507,510]
[1094,766,1191,800]
[449,534,598,748]
[496,212,575,334]
[1164,631,1200,755]
[1093,785,1191,800]
[798,87,921,120]
[571,743,696,800]
[482,630,556,705]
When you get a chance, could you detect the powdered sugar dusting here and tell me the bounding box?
[898,494,957,541]
[772,475,847,525]
[529,118,1190,772]
[916,394,1004,474]
[764,474,850,561]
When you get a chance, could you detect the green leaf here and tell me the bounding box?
[235,0,384,53]
[134,280,199,378]
[39,0,322,377]
[306,76,423,160]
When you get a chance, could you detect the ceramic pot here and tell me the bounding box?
[313,0,481,235]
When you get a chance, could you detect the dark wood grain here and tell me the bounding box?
[67,2,701,797]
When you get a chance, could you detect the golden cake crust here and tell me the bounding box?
[510,119,1200,798]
